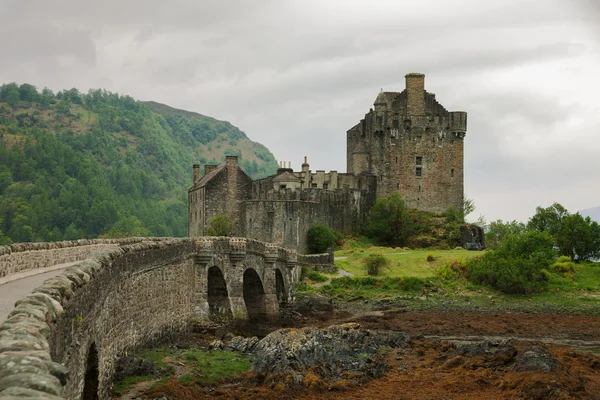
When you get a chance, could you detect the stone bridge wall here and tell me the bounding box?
[0,237,332,399]
[0,238,169,280]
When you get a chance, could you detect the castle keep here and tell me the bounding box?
[189,73,467,251]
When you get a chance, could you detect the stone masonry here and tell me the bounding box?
[0,237,330,399]
[189,73,467,250]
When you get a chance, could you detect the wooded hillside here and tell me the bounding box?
[0,83,278,244]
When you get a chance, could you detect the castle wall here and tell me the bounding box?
[240,188,374,252]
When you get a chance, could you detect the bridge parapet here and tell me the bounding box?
[0,237,334,399]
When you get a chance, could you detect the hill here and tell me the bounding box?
[0,83,278,244]
[581,206,600,223]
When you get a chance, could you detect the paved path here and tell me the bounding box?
[0,263,76,323]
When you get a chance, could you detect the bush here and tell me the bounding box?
[206,213,234,236]
[466,231,556,294]
[364,254,388,276]
[308,271,328,282]
[307,224,337,254]
[426,254,436,262]
[366,194,413,246]
[401,276,425,291]
[552,256,575,274]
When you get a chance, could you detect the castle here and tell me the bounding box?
[188,73,467,252]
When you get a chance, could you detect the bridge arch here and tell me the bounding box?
[207,266,232,320]
[275,268,286,304]
[243,268,267,319]
[82,342,99,400]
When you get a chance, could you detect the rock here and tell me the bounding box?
[113,355,162,383]
[293,294,333,313]
[0,386,64,399]
[225,336,259,353]
[0,354,49,380]
[209,340,224,350]
[0,373,62,396]
[251,323,410,382]
[514,346,558,372]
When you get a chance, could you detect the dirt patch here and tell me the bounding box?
[115,305,600,399]
[143,340,600,400]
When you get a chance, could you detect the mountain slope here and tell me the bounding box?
[581,206,600,223]
[0,83,278,244]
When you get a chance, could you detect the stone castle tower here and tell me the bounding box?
[347,73,467,213]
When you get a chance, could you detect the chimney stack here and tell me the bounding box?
[193,164,200,183]
[405,73,425,115]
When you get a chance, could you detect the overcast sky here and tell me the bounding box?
[1,0,598,223]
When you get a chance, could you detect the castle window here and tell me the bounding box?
[323,183,328,190]
[393,114,399,129]
[416,167,422,177]
[311,183,317,188]
[451,168,454,178]
[280,184,287,189]
[395,157,398,163]
[397,183,400,189]
[416,156,422,166]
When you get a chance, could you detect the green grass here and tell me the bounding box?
[308,270,328,282]
[335,243,483,278]
[184,349,252,385]
[112,347,253,395]
[322,239,600,314]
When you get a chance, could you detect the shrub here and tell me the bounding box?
[206,213,234,236]
[466,231,556,294]
[364,254,388,276]
[308,271,328,282]
[307,224,337,254]
[426,254,436,262]
[401,276,425,291]
[366,194,413,246]
[552,256,575,274]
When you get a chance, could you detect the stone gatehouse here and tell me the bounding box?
[188,73,468,251]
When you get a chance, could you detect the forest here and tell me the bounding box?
[0,83,278,244]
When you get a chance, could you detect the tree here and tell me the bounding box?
[485,220,527,249]
[528,202,568,236]
[306,223,336,254]
[206,213,234,236]
[462,195,475,219]
[557,213,600,261]
[101,215,150,238]
[367,194,413,246]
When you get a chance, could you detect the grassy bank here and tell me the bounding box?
[299,238,600,315]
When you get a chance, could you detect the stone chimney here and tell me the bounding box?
[204,164,218,175]
[405,73,425,116]
[193,164,200,183]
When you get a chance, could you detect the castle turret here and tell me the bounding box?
[449,111,467,137]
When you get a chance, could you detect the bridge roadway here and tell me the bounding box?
[0,262,75,323]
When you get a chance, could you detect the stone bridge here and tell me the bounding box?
[0,237,332,399]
